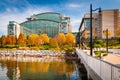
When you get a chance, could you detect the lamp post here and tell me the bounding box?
[106,29,108,53]
[90,4,101,56]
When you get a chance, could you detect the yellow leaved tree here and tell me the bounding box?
[28,34,41,46]
[40,34,49,44]
[56,33,66,47]
[49,38,58,47]
[65,33,75,46]
[103,29,111,37]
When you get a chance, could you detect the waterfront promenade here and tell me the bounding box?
[76,48,120,80]
[83,49,120,65]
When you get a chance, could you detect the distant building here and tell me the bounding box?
[8,12,72,38]
[8,21,21,38]
[79,9,120,39]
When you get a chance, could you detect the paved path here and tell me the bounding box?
[83,50,120,65]
[103,54,120,65]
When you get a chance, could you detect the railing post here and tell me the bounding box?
[111,66,112,80]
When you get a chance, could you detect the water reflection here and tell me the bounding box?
[0,56,80,80]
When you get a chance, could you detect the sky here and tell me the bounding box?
[0,0,120,36]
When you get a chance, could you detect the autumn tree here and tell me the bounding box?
[40,34,49,44]
[28,34,42,46]
[103,29,111,38]
[6,35,12,45]
[56,33,66,46]
[17,33,26,46]
[0,35,6,47]
[66,33,75,46]
[49,38,58,47]
[11,36,17,45]
[116,28,120,37]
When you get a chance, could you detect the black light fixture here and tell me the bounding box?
[90,4,101,56]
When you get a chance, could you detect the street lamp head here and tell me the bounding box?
[99,8,101,13]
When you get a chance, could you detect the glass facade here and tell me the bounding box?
[84,19,90,30]
[21,20,59,37]
[8,24,14,35]
[20,12,71,37]
[8,21,21,38]
[33,12,61,22]
[84,18,98,30]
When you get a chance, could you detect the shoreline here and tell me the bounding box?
[0,50,65,57]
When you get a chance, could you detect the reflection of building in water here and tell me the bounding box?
[16,66,20,79]
[6,60,20,80]
[0,56,65,62]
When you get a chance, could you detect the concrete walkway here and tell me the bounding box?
[83,50,120,65]
[103,54,120,65]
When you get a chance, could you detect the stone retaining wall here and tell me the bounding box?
[0,50,65,57]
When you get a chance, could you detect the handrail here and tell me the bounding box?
[86,51,120,69]
[76,48,120,80]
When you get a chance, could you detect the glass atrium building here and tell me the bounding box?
[8,12,72,38]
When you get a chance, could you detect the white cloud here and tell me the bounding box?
[0,6,52,36]
[66,3,85,9]
[67,3,82,8]
[71,17,82,32]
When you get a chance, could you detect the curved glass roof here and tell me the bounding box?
[32,12,61,22]
[21,19,59,37]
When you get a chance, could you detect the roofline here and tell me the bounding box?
[20,19,60,25]
[32,12,61,16]
[102,9,119,11]
[9,21,20,24]
[79,18,90,31]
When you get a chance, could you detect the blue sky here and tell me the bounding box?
[0,0,120,36]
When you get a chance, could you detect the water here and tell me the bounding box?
[0,56,81,80]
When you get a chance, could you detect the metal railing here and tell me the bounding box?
[76,48,120,80]
[109,49,120,55]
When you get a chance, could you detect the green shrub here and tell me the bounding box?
[30,47,39,50]
[94,44,101,48]
[5,45,19,48]
[100,50,107,53]
[41,45,50,50]
[103,53,108,56]
[94,51,101,55]
[93,39,106,48]
[94,50,108,59]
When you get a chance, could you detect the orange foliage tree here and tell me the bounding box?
[0,35,6,47]
[65,33,75,46]
[49,38,58,47]
[40,34,49,44]
[28,34,42,46]
[11,36,17,45]
[56,33,66,46]
[17,33,26,46]
[6,35,12,45]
